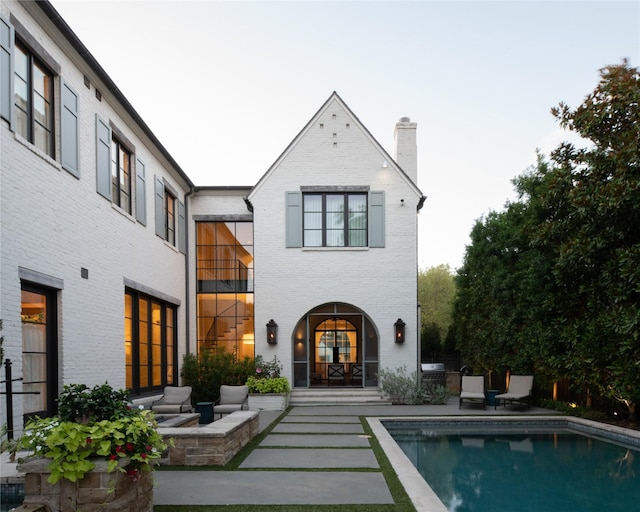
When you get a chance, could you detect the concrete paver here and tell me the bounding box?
[281,415,361,423]
[271,422,364,434]
[260,433,371,447]
[240,447,379,469]
[153,471,394,505]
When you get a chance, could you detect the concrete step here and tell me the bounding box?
[289,388,391,406]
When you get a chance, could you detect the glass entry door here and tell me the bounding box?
[312,317,359,385]
[21,285,57,419]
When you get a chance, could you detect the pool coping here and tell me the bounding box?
[367,415,640,512]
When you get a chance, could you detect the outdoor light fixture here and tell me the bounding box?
[266,319,278,345]
[394,318,406,343]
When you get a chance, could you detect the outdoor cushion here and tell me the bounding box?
[495,375,534,409]
[214,385,249,416]
[459,376,486,409]
[151,386,193,414]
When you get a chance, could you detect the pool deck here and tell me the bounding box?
[3,400,639,511]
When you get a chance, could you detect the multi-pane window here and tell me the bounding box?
[14,42,54,156]
[196,222,254,360]
[165,191,176,246]
[303,193,367,247]
[125,290,177,395]
[111,138,132,214]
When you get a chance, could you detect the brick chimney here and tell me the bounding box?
[394,117,418,184]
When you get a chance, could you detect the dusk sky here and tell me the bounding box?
[50,0,640,270]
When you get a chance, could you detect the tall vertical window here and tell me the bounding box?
[14,42,54,156]
[125,290,177,395]
[21,284,58,419]
[111,138,132,214]
[165,191,176,246]
[196,222,254,359]
[303,193,367,247]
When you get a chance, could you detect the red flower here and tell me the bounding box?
[86,437,92,444]
[126,443,134,452]
[140,453,147,459]
[145,445,152,451]
[109,454,117,460]
[115,445,124,453]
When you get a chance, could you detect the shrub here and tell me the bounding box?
[246,376,290,394]
[181,349,255,403]
[378,366,425,404]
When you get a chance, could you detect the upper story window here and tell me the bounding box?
[111,137,132,214]
[286,189,384,249]
[14,42,54,157]
[303,193,367,247]
[154,176,186,253]
[165,190,176,246]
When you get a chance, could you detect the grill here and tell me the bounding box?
[421,363,446,388]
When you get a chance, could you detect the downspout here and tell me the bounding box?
[416,195,427,372]
[184,186,196,356]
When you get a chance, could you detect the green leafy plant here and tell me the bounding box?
[253,354,283,378]
[246,376,290,394]
[18,383,168,484]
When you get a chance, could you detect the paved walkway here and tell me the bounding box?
[153,400,557,508]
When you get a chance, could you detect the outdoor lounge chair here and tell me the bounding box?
[213,384,249,419]
[495,375,534,409]
[459,376,486,409]
[151,386,194,414]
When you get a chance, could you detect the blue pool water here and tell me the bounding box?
[386,423,640,512]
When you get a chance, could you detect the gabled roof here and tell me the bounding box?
[248,91,424,202]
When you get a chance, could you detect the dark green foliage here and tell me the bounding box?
[452,60,640,420]
[57,383,133,422]
[181,350,255,404]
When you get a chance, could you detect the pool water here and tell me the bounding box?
[388,427,640,512]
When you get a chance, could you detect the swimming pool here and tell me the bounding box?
[368,416,640,512]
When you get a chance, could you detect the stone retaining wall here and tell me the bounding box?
[17,458,153,512]
[158,410,259,466]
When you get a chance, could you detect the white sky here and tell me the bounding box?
[49,0,640,271]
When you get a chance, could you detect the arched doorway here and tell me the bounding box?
[292,302,379,388]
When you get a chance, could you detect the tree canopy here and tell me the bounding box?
[418,265,456,359]
[451,60,640,418]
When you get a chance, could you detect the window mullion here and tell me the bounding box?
[322,194,327,247]
[343,193,349,247]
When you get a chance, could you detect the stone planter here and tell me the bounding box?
[17,456,153,512]
[248,392,289,411]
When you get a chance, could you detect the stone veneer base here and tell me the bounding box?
[158,410,260,466]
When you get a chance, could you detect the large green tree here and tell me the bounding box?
[418,265,456,359]
[452,60,640,419]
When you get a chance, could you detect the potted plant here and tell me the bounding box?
[246,355,291,411]
[15,383,168,512]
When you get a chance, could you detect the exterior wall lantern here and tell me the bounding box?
[394,318,406,344]
[266,319,278,345]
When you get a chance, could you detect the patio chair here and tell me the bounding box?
[328,364,345,385]
[351,364,363,385]
[459,376,486,409]
[495,375,534,410]
[214,384,249,419]
[151,386,194,414]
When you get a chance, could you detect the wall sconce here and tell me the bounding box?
[266,319,278,345]
[394,318,406,344]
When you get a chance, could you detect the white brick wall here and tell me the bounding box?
[1,1,189,431]
[249,95,422,383]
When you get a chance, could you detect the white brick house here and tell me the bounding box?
[1,1,423,434]
[1,1,192,430]
[247,93,424,387]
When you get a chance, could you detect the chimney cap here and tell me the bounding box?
[399,116,411,123]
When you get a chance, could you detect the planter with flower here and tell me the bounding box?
[246,355,291,411]
[15,383,168,512]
